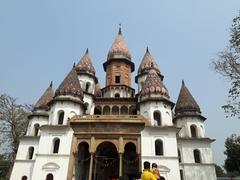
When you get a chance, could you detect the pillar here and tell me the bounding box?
[119,153,123,177]
[88,153,94,180]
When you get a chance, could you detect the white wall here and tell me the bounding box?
[176,117,206,138]
[140,101,173,126]
[49,98,83,125]
[27,115,49,136]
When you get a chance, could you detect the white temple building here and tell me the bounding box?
[10,28,217,180]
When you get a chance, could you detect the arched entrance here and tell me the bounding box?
[94,142,119,180]
[76,142,90,180]
[123,142,139,179]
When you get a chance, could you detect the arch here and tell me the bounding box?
[120,106,128,115]
[94,106,102,115]
[53,138,60,154]
[22,176,27,180]
[190,125,197,138]
[28,146,34,160]
[77,142,90,180]
[103,106,111,115]
[129,106,137,115]
[123,142,138,178]
[46,173,54,180]
[193,149,201,163]
[34,123,40,136]
[178,148,182,163]
[85,82,91,93]
[58,111,64,125]
[95,142,119,179]
[153,111,161,126]
[155,139,163,156]
[115,93,120,98]
[112,106,119,115]
[42,162,60,170]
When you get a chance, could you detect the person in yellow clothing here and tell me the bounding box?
[141,161,157,180]
[152,163,160,180]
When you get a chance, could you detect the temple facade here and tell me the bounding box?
[10,28,217,180]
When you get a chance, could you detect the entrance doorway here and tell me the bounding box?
[123,142,139,179]
[94,142,119,180]
[76,142,90,180]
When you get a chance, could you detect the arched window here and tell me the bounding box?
[34,123,40,136]
[53,138,60,153]
[46,173,54,180]
[22,176,28,180]
[160,177,165,180]
[85,82,90,93]
[103,106,110,115]
[178,149,182,162]
[28,146,34,160]
[112,106,119,115]
[193,149,201,163]
[115,93,120,98]
[129,106,137,115]
[155,139,163,156]
[154,111,161,126]
[120,106,128,115]
[94,106,102,115]
[190,125,197,138]
[58,111,64,125]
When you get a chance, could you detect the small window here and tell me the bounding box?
[115,76,120,83]
[154,111,161,126]
[193,149,201,163]
[160,177,165,180]
[46,173,54,180]
[53,138,60,153]
[155,139,163,155]
[34,124,40,136]
[22,176,28,180]
[190,125,197,138]
[28,146,34,159]
[115,93,120,98]
[58,111,64,125]
[85,82,91,92]
[178,149,182,163]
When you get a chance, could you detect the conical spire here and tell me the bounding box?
[140,69,169,97]
[107,27,131,61]
[55,69,83,100]
[34,82,54,110]
[175,80,201,115]
[76,49,96,76]
[138,47,161,75]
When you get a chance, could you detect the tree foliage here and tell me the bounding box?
[0,93,31,176]
[212,14,240,118]
[215,164,226,177]
[224,134,240,175]
[0,154,10,180]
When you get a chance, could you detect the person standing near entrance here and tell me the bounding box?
[141,161,156,180]
[151,163,160,180]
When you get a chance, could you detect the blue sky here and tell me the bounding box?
[0,0,240,166]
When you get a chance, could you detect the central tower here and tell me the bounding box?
[102,27,135,98]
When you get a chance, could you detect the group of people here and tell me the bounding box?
[141,161,160,180]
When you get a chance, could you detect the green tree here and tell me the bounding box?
[215,164,226,177]
[0,154,10,180]
[0,93,31,177]
[224,134,240,176]
[212,13,240,118]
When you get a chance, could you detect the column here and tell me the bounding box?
[88,153,94,180]
[119,153,123,177]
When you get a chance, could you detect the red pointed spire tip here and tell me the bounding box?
[50,81,53,88]
[118,24,122,35]
[146,46,149,53]
[182,80,185,86]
